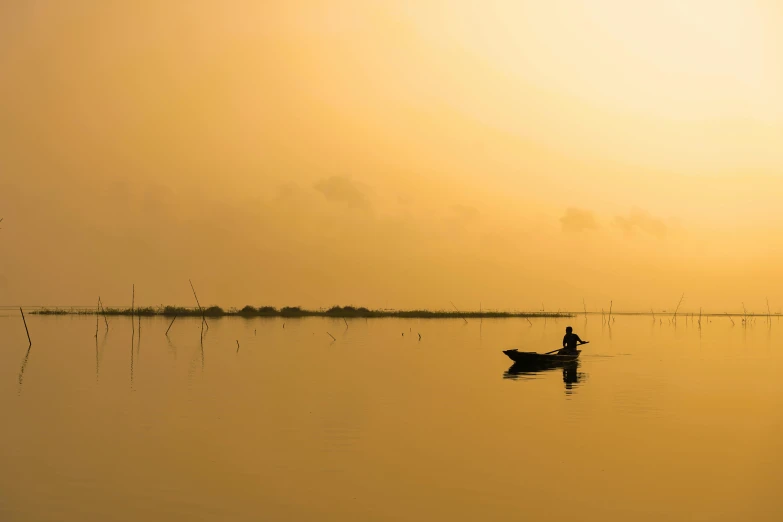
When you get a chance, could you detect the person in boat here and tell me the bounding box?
[560,326,587,355]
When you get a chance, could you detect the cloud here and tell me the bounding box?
[314,176,371,210]
[613,209,667,238]
[560,208,598,233]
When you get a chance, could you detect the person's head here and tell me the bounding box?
[566,326,573,334]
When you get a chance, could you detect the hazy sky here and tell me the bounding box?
[2,1,783,312]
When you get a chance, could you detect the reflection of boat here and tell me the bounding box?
[502,348,580,364]
[503,358,581,387]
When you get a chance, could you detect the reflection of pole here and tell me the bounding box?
[19,307,31,346]
[200,322,205,370]
[130,330,134,386]
[95,336,99,380]
[18,345,32,387]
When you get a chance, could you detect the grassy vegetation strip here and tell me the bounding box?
[31,305,572,318]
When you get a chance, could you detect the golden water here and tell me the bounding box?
[1,314,782,521]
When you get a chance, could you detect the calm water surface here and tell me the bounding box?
[1,314,783,521]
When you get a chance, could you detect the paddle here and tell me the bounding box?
[543,341,589,355]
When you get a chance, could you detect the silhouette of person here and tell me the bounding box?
[560,326,587,355]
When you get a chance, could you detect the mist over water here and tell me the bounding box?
[4,3,783,521]
[1,314,782,521]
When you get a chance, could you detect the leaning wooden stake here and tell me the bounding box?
[450,301,468,324]
[165,314,178,336]
[95,298,100,337]
[327,332,336,341]
[673,293,685,321]
[20,307,31,346]
[131,284,135,332]
[98,297,109,331]
[189,279,208,329]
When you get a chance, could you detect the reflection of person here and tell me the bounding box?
[563,366,578,389]
[560,326,587,355]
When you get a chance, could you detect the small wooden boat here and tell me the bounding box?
[503,348,580,363]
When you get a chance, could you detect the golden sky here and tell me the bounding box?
[2,1,783,312]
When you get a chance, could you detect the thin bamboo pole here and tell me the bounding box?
[20,307,31,346]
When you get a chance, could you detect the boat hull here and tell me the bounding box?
[503,349,580,363]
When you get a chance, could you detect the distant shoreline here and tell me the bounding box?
[29,305,573,319]
[20,306,783,319]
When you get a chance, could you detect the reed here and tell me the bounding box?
[31,308,69,315]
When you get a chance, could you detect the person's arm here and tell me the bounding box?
[575,334,584,344]
[563,334,567,347]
